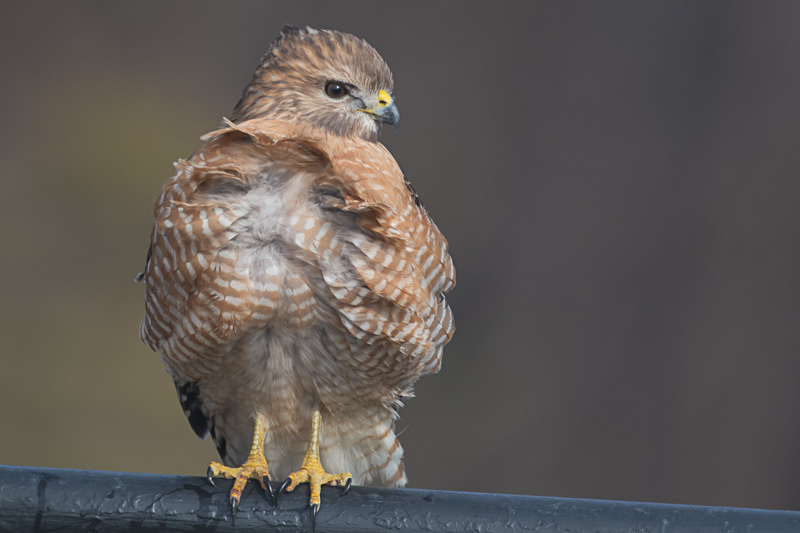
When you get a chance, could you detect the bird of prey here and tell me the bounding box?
[139,24,455,517]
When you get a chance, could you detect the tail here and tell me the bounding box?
[319,413,407,487]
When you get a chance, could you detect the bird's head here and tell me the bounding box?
[232,25,399,142]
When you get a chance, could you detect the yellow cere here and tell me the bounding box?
[378,90,392,107]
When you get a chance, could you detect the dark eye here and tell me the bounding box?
[325,82,349,99]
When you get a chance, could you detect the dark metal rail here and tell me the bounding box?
[1,464,799,532]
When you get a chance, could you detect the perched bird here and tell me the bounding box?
[139,25,455,516]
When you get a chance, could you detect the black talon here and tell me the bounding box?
[342,477,352,495]
[279,478,292,494]
[310,502,318,527]
[207,466,216,487]
[264,477,275,504]
[230,496,239,523]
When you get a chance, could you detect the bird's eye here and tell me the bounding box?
[325,82,349,99]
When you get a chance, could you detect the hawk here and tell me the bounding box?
[139,25,455,516]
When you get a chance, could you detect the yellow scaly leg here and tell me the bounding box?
[207,417,272,515]
[280,409,352,516]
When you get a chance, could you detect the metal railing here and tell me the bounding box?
[2,464,799,532]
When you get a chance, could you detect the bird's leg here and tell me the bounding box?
[280,409,352,515]
[207,417,273,513]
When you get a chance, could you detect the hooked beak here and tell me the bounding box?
[359,89,400,132]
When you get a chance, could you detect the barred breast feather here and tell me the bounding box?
[140,118,455,485]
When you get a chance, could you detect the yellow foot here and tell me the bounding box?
[206,418,272,516]
[208,458,273,511]
[279,409,352,516]
[280,461,352,514]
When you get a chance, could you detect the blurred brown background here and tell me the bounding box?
[2,1,800,511]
